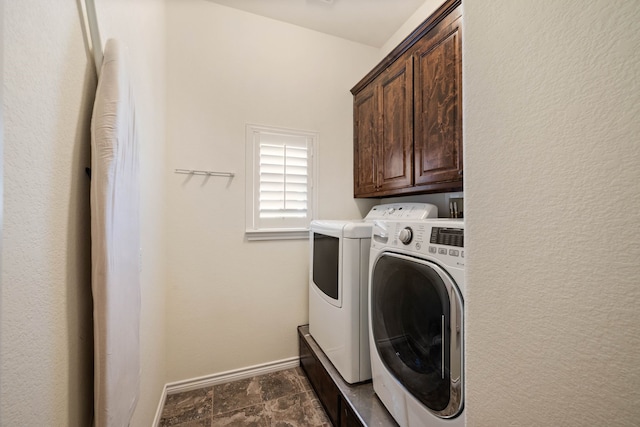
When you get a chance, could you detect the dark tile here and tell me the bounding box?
[265,391,331,427]
[212,377,263,415]
[160,387,213,426]
[257,369,307,401]
[170,419,211,427]
[211,403,269,427]
[213,368,309,415]
[303,391,332,425]
[163,368,330,427]
[289,367,313,392]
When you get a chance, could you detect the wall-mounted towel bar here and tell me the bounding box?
[174,168,235,178]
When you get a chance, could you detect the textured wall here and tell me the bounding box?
[1,1,167,426]
[164,0,379,382]
[0,0,4,371]
[2,1,95,425]
[464,1,640,425]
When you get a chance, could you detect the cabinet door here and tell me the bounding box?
[378,57,414,192]
[353,84,378,196]
[413,8,462,187]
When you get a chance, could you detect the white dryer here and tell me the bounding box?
[369,219,465,427]
[308,203,438,384]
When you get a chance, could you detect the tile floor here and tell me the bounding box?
[159,367,331,427]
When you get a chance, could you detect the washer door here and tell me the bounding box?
[371,252,463,418]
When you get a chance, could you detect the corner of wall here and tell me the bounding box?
[377,0,444,59]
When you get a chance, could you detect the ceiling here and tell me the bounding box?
[205,0,426,48]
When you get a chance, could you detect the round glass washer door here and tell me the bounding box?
[371,252,464,418]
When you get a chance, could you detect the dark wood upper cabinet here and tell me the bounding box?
[351,0,462,198]
[353,84,378,195]
[414,10,462,187]
[378,57,414,192]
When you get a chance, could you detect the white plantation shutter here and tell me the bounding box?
[246,124,317,239]
[259,142,308,219]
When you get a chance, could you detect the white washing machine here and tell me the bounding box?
[308,203,438,384]
[368,219,465,427]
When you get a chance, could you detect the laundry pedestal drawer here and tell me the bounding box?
[298,325,398,427]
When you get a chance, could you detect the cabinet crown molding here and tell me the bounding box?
[350,0,462,96]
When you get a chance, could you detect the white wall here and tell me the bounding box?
[2,2,95,424]
[164,0,379,381]
[1,1,167,426]
[464,1,640,425]
[379,0,444,59]
[0,0,4,405]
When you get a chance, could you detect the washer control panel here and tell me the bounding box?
[372,219,465,265]
[398,227,413,244]
[365,202,438,220]
[430,227,464,247]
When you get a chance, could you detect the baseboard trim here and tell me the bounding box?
[165,357,300,396]
[151,383,168,427]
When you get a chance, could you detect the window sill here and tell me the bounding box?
[245,229,310,241]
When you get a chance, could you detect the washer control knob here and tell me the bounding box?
[398,227,413,245]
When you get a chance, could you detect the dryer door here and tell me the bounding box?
[371,252,463,418]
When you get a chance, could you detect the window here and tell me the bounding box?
[245,124,317,240]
